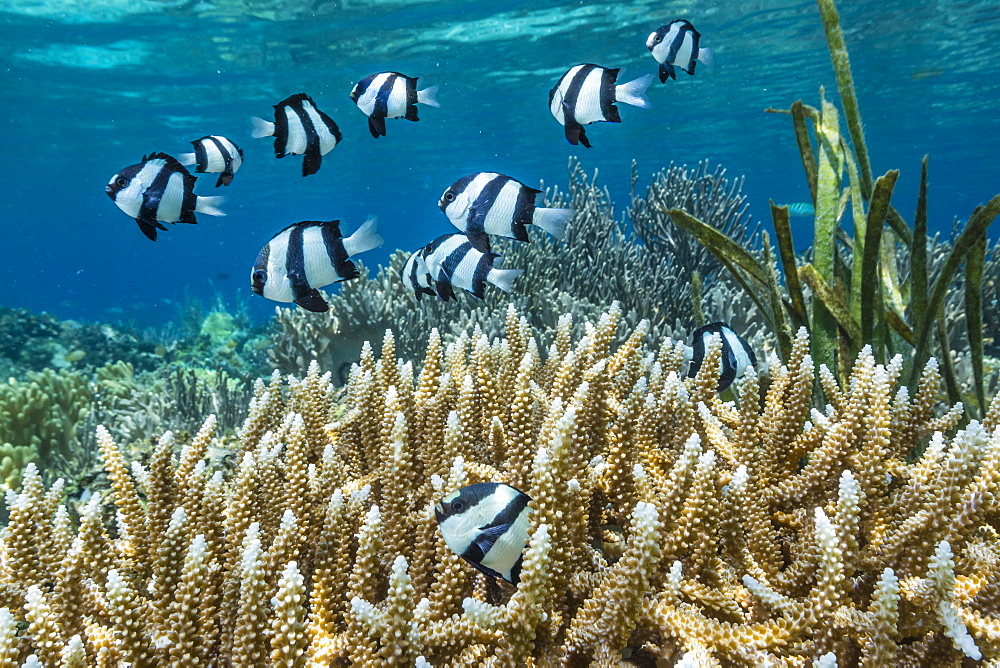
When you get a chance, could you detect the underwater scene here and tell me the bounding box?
[2,0,1000,664]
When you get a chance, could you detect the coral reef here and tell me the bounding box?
[1,304,999,665]
[268,157,766,378]
[0,307,163,376]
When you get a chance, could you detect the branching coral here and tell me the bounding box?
[0,304,998,665]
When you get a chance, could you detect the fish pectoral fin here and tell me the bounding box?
[134,218,166,241]
[434,269,455,301]
[368,115,387,138]
[466,229,492,254]
[474,523,512,555]
[659,62,675,83]
[462,557,504,581]
[293,288,329,312]
[302,150,322,177]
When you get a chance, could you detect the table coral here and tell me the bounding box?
[0,303,998,665]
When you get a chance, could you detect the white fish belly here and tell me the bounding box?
[450,251,484,292]
[573,68,607,124]
[283,105,308,156]
[483,181,521,236]
[386,77,408,118]
[204,141,226,173]
[156,172,185,223]
[300,226,339,288]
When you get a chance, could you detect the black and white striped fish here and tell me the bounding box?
[350,72,439,138]
[435,482,532,585]
[646,20,713,83]
[250,218,383,312]
[106,152,225,242]
[438,172,573,253]
[685,322,756,392]
[548,64,653,148]
[401,249,436,301]
[178,135,244,187]
[251,93,342,177]
[422,233,523,301]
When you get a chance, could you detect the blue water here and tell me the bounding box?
[1,0,998,328]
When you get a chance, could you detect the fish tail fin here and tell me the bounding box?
[615,73,654,109]
[532,207,573,240]
[488,268,523,294]
[417,85,440,107]
[698,47,715,69]
[251,117,275,138]
[177,152,197,166]
[342,216,384,257]
[195,195,225,216]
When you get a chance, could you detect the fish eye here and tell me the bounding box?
[116,178,128,187]
[252,270,266,283]
[654,34,662,43]
[451,500,464,511]
[443,191,455,202]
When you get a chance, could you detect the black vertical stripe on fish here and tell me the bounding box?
[404,76,419,121]
[560,64,595,147]
[295,102,323,177]
[193,141,209,174]
[319,220,359,281]
[600,67,621,123]
[440,239,474,278]
[137,167,169,224]
[467,174,510,237]
[285,224,311,301]
[274,102,290,158]
[511,184,537,243]
[368,75,396,138]
[487,489,529,534]
[470,252,500,299]
[206,136,235,187]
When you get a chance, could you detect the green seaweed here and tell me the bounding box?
[659,0,1000,403]
[770,202,808,330]
[966,232,988,417]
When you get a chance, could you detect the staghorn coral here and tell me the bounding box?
[0,303,998,664]
[269,157,766,377]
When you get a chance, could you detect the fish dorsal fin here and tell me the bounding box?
[142,152,191,175]
[293,288,329,312]
[269,219,342,241]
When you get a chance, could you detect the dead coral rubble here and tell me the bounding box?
[1,303,999,665]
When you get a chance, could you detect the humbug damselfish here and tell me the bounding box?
[435,482,532,585]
